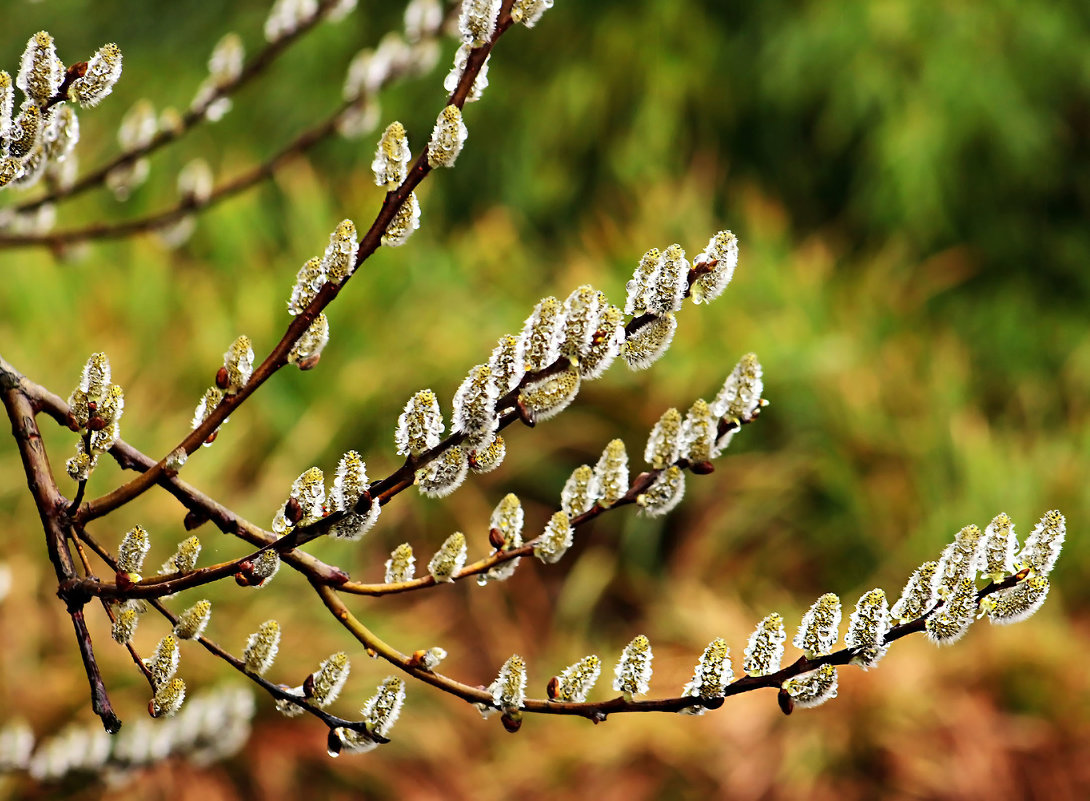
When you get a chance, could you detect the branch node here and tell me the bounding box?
[57,577,92,612]
[183,509,210,530]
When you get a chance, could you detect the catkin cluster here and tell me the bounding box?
[0,0,1070,772]
[1,32,121,197]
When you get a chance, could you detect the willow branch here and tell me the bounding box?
[229,259,735,554]
[317,569,1031,723]
[338,417,753,596]
[72,16,517,524]
[0,24,447,251]
[69,529,157,688]
[0,375,122,733]
[8,0,345,218]
[77,528,384,739]
[2,355,351,587]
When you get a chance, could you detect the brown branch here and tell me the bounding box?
[4,236,752,600]
[70,542,268,601]
[3,354,351,589]
[0,375,122,733]
[337,418,751,596]
[9,0,346,218]
[69,530,157,687]
[50,408,743,601]
[3,351,1035,728]
[77,527,386,741]
[70,18,517,524]
[317,566,1030,723]
[0,22,448,252]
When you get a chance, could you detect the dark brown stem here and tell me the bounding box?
[0,375,121,733]
[64,431,92,514]
[69,530,156,687]
[67,477,87,515]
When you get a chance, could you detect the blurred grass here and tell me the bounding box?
[1,0,1089,799]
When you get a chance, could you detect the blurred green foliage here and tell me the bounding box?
[1,1,1088,799]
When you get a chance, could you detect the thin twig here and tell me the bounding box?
[316,570,1029,722]
[77,526,386,740]
[0,27,446,251]
[8,0,346,218]
[69,528,157,687]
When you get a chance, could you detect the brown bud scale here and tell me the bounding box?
[777,688,795,716]
[516,396,536,428]
[546,676,560,701]
[183,510,209,530]
[501,710,523,733]
[285,497,303,525]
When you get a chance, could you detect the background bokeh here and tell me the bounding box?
[2,0,1088,798]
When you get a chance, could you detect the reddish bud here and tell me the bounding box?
[777,688,794,716]
[215,367,230,390]
[298,355,321,371]
[234,559,257,587]
[500,710,523,733]
[87,415,107,431]
[516,396,536,428]
[718,420,741,437]
[546,676,560,701]
[690,460,715,475]
[488,527,506,550]
[691,258,718,279]
[204,432,218,445]
[303,673,316,698]
[326,728,343,756]
[409,649,438,675]
[285,497,303,525]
